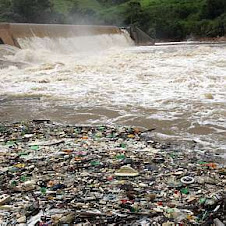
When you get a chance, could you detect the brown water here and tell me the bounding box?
[0,35,226,157]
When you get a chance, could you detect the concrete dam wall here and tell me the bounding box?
[0,23,155,48]
[0,23,18,47]
[0,23,122,48]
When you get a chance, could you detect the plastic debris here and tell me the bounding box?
[115,165,139,177]
[0,195,11,205]
[214,218,225,226]
[180,176,195,184]
[0,120,225,225]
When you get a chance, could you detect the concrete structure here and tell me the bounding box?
[0,23,18,47]
[129,25,155,45]
[0,23,122,48]
[0,23,155,48]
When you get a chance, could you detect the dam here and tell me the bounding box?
[0,23,155,48]
[0,23,123,48]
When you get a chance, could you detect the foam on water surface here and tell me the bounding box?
[0,34,226,155]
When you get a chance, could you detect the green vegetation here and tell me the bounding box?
[0,0,225,40]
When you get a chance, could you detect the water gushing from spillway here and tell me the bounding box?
[0,33,226,157]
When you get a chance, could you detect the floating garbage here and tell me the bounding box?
[115,165,139,177]
[0,120,225,225]
[180,176,195,184]
[0,195,11,205]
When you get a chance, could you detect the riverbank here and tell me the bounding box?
[0,121,225,225]
[197,36,226,42]
[155,36,226,43]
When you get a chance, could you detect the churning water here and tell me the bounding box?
[0,32,226,157]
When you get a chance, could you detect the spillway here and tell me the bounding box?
[0,23,155,48]
[0,23,126,48]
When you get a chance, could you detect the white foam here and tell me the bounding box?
[0,37,226,153]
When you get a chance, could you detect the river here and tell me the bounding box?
[0,33,226,157]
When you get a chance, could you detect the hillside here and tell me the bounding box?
[0,0,225,40]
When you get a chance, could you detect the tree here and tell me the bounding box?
[126,1,142,25]
[201,0,226,19]
[10,0,53,23]
[0,0,12,22]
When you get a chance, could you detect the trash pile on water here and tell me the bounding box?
[0,120,225,225]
